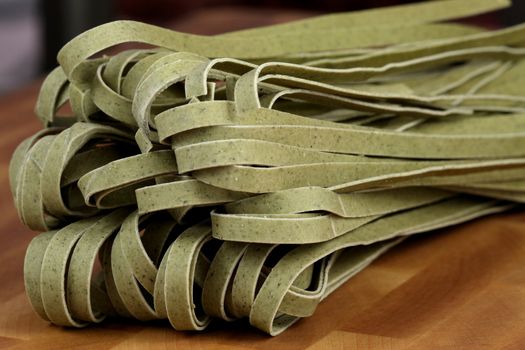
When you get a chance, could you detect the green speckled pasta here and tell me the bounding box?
[10,0,525,336]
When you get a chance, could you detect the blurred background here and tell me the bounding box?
[1,0,524,96]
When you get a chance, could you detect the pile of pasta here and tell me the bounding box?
[10,0,525,335]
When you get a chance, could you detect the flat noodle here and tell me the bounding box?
[10,0,525,336]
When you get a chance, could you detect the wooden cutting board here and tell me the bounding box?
[1,81,525,350]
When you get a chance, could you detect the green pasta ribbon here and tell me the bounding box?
[11,0,525,336]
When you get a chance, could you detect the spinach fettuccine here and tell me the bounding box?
[10,0,525,335]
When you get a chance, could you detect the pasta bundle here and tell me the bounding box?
[10,0,525,335]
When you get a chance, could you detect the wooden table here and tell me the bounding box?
[1,73,525,350]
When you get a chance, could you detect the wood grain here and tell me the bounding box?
[2,7,525,344]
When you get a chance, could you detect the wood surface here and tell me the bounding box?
[2,8,525,346]
[1,77,525,350]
